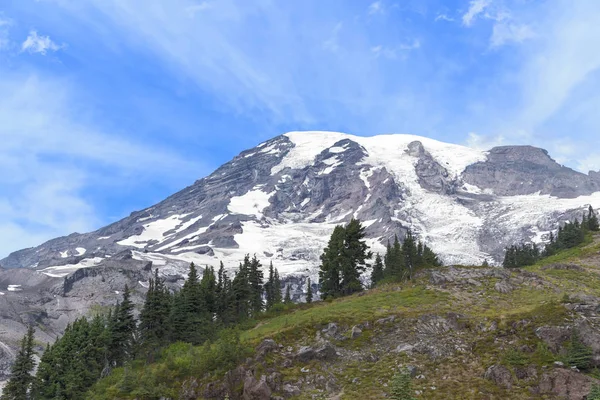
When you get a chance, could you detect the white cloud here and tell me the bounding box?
[372,40,420,59]
[0,16,12,51]
[0,73,204,257]
[490,22,535,47]
[465,132,506,150]
[435,14,454,22]
[399,39,420,50]
[578,154,600,173]
[368,1,384,15]
[21,30,63,55]
[462,0,490,26]
[323,22,343,52]
[518,0,600,130]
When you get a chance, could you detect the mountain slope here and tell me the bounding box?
[3,131,600,281]
[88,233,600,400]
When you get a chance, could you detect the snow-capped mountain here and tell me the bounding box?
[3,131,600,280]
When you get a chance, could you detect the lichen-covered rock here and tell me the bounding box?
[242,372,271,400]
[351,326,362,339]
[295,342,337,362]
[256,339,278,358]
[537,368,600,399]
[484,365,514,389]
[535,326,572,352]
[494,280,514,294]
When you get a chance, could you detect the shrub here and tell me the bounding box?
[390,368,416,400]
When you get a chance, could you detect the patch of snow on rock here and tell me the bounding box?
[228,189,274,219]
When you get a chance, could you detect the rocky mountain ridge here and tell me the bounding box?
[3,132,600,280]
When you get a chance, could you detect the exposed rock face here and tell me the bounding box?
[295,343,337,362]
[3,132,600,277]
[535,326,572,353]
[484,365,514,389]
[538,368,600,399]
[463,145,600,198]
[243,372,271,400]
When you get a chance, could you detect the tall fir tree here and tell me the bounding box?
[401,230,417,280]
[589,205,600,231]
[264,261,276,310]
[232,259,252,320]
[248,255,264,315]
[273,267,283,305]
[200,266,217,316]
[139,269,172,359]
[110,285,137,365]
[1,326,35,400]
[318,225,345,299]
[340,219,372,296]
[306,277,313,304]
[370,253,385,287]
[170,263,213,344]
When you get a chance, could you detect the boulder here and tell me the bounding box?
[494,280,514,294]
[535,326,572,352]
[243,373,271,400]
[484,365,514,389]
[575,319,600,366]
[538,368,600,399]
[282,383,301,396]
[256,339,278,357]
[296,343,337,362]
[351,326,362,339]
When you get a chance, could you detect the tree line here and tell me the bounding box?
[1,256,293,400]
[503,205,599,268]
[318,218,441,299]
[2,218,439,399]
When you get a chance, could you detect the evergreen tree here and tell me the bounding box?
[318,225,345,299]
[340,219,372,296]
[589,205,600,231]
[565,329,593,370]
[2,326,35,400]
[232,259,252,320]
[264,261,276,310]
[110,285,137,365]
[273,267,283,305]
[306,277,313,304]
[139,269,172,359]
[248,255,264,315]
[389,368,416,400]
[401,231,418,280]
[384,235,404,279]
[200,266,217,316]
[284,284,292,304]
[421,243,441,267]
[370,253,385,287]
[170,263,213,344]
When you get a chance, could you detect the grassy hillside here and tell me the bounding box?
[88,234,600,399]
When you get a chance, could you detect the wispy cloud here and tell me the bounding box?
[21,30,63,54]
[323,22,343,53]
[490,22,535,48]
[435,14,454,22]
[371,39,420,59]
[368,1,384,16]
[0,15,12,51]
[462,0,490,26]
[0,72,204,257]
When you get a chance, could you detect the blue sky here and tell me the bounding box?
[1,0,600,257]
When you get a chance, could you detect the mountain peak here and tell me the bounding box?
[2,132,600,282]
